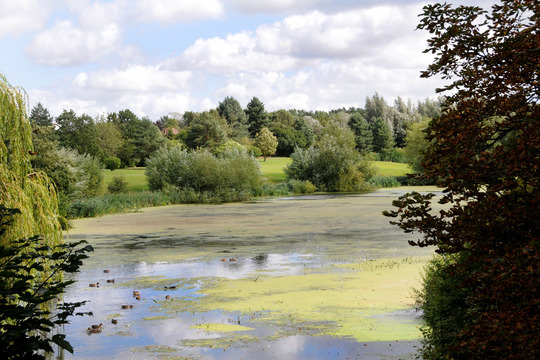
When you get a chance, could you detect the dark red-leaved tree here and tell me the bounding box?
[384,1,539,359]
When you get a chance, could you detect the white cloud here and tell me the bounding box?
[25,21,121,66]
[165,32,298,73]
[68,0,128,29]
[229,0,322,14]
[0,0,51,37]
[135,0,224,23]
[72,65,192,92]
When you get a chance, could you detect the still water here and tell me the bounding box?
[60,188,436,359]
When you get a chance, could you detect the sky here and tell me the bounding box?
[0,0,493,120]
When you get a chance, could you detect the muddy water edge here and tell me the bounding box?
[60,187,438,359]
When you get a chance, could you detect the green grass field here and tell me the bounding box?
[102,168,149,192]
[258,157,291,184]
[103,159,411,193]
[373,161,412,177]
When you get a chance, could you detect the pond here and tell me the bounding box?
[60,187,437,359]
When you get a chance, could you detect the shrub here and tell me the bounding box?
[285,179,317,194]
[67,191,169,218]
[416,254,470,360]
[107,175,128,194]
[103,156,121,170]
[145,147,261,202]
[0,205,93,358]
[369,175,401,188]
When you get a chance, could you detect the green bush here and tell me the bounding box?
[0,205,93,358]
[67,191,169,218]
[103,156,122,170]
[368,175,401,188]
[285,179,317,194]
[107,175,128,193]
[416,254,470,360]
[145,147,261,202]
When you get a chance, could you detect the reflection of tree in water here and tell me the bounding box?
[252,254,268,265]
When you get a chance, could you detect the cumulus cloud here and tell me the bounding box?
[25,21,121,66]
[72,65,192,92]
[0,0,51,37]
[229,0,322,14]
[165,32,298,73]
[135,0,224,23]
[165,5,428,74]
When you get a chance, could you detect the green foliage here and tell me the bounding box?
[217,96,249,141]
[213,139,246,156]
[286,122,374,192]
[254,127,278,160]
[368,175,401,188]
[56,110,101,158]
[185,111,228,150]
[0,74,62,248]
[370,117,394,153]
[95,120,125,160]
[107,175,128,194]
[29,103,53,127]
[245,97,268,137]
[0,205,93,358]
[103,156,122,171]
[57,148,103,199]
[348,112,372,154]
[145,147,261,203]
[403,118,430,173]
[415,254,469,360]
[67,191,170,218]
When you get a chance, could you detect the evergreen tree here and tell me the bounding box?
[348,112,373,154]
[245,97,268,137]
[370,117,394,153]
[29,102,53,127]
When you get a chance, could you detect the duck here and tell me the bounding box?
[106,279,115,283]
[103,270,110,273]
[121,305,134,309]
[89,283,99,287]
[132,291,140,297]
[111,319,118,325]
[87,323,103,334]
[165,295,171,299]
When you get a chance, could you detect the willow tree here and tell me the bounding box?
[0,73,61,247]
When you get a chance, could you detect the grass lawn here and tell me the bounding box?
[373,161,412,177]
[258,157,291,184]
[102,159,411,192]
[102,168,149,192]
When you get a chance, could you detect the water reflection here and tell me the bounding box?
[61,192,433,359]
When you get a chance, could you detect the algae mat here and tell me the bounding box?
[62,189,436,359]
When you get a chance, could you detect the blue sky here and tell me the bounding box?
[0,0,492,119]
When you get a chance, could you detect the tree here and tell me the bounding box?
[0,74,91,357]
[403,118,430,173]
[286,121,374,192]
[245,97,268,137]
[384,2,539,359]
[348,112,372,154]
[56,110,101,158]
[254,127,278,161]
[185,111,228,150]
[218,97,249,141]
[129,117,166,166]
[95,118,125,160]
[370,117,394,154]
[29,102,53,127]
